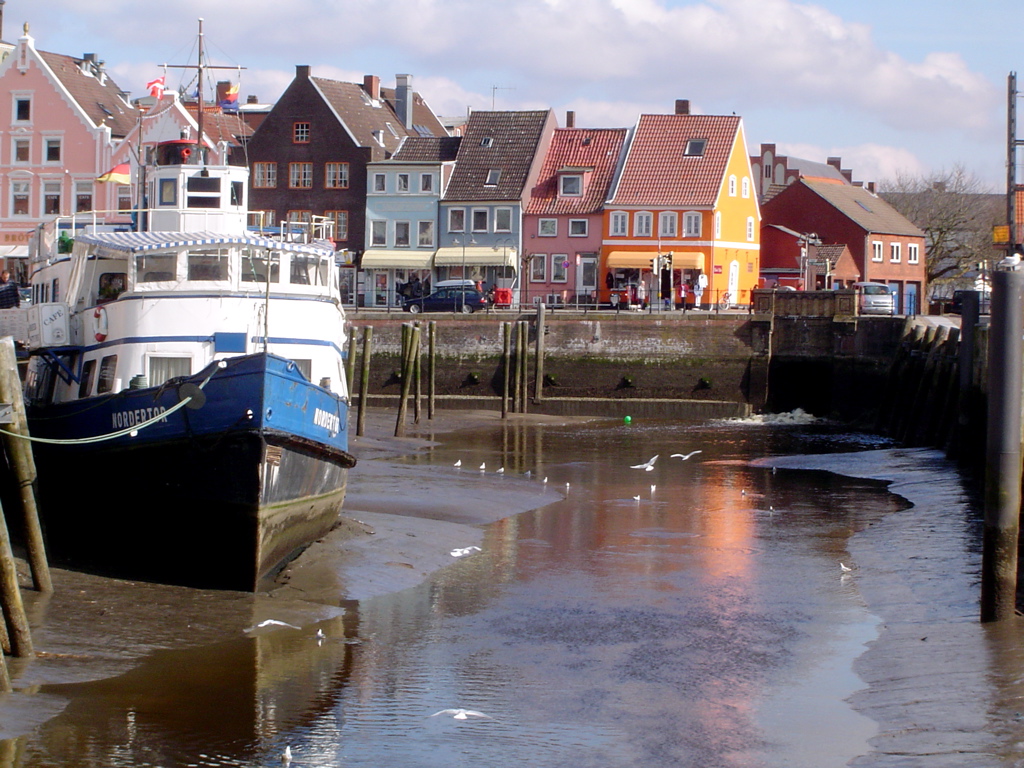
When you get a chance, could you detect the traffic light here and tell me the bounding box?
[664,252,673,269]
[650,255,659,271]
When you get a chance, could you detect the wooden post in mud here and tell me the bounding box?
[501,322,511,419]
[534,303,546,402]
[395,324,420,437]
[0,630,9,691]
[518,320,529,413]
[345,331,357,397]
[0,337,50,593]
[981,270,1023,622]
[413,322,422,424]
[356,326,372,437]
[511,322,521,414]
[427,321,436,420]
[0,494,32,659]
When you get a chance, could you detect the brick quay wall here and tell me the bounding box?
[343,309,908,421]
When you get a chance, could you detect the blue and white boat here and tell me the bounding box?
[19,140,355,590]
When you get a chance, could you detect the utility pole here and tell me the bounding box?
[1009,73,1019,256]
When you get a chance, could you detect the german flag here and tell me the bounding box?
[97,163,130,184]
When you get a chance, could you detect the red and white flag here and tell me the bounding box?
[146,76,165,99]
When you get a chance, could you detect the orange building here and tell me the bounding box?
[601,101,760,309]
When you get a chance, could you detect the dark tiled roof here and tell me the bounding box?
[526,127,628,215]
[185,106,254,146]
[443,110,554,202]
[391,136,461,163]
[609,114,742,207]
[380,86,448,138]
[39,50,138,138]
[816,243,849,268]
[803,179,924,237]
[311,77,412,154]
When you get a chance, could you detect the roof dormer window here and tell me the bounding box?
[560,174,583,197]
[485,169,501,186]
[480,137,494,148]
[684,139,707,157]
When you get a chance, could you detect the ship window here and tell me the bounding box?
[96,355,118,394]
[78,359,95,398]
[187,248,229,281]
[148,356,191,387]
[290,254,328,286]
[241,249,280,283]
[158,178,176,206]
[98,272,126,302]
[135,252,177,283]
[292,359,312,381]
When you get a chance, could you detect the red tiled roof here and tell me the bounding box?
[443,110,554,202]
[609,114,742,207]
[526,128,628,215]
[39,50,139,138]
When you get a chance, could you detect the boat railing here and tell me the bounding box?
[247,213,336,245]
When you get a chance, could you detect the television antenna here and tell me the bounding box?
[491,85,515,110]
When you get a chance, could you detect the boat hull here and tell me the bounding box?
[26,353,355,591]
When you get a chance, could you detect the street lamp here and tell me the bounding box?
[797,232,821,289]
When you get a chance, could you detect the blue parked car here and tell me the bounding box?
[403,287,490,314]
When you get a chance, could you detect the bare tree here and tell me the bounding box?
[879,165,1003,297]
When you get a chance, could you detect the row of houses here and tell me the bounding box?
[0,17,928,312]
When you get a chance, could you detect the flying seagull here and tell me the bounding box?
[630,455,659,471]
[430,708,493,720]
[670,450,702,461]
[244,619,301,633]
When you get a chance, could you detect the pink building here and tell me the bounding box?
[522,116,627,307]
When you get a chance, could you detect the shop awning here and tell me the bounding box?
[434,245,517,267]
[605,250,705,270]
[359,249,435,269]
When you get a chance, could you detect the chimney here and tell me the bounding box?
[826,156,842,171]
[0,1,5,43]
[395,73,413,129]
[566,110,575,128]
[675,99,690,115]
[363,74,381,100]
[216,80,230,103]
[247,94,258,104]
[296,65,310,79]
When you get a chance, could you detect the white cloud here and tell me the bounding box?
[776,141,931,185]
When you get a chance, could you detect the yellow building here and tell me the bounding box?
[602,103,761,308]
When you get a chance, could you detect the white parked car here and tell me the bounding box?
[853,282,895,315]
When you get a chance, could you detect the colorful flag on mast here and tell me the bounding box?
[219,82,239,112]
[97,163,130,184]
[146,76,165,99]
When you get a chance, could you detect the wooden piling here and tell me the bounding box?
[413,322,422,424]
[0,337,50,593]
[511,322,522,414]
[427,321,436,420]
[356,326,372,437]
[345,331,357,396]
[501,322,511,419]
[0,494,32,660]
[534,303,546,402]
[395,324,420,437]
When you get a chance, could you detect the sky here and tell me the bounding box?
[12,0,1024,191]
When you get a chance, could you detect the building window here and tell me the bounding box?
[764,164,772,179]
[634,212,652,237]
[45,138,61,163]
[253,162,277,188]
[610,211,628,236]
[714,211,722,239]
[471,209,489,232]
[44,181,61,214]
[420,173,433,193]
[448,208,465,233]
[495,207,512,232]
[116,185,131,213]
[395,221,411,247]
[13,139,28,163]
[76,181,94,213]
[289,162,312,188]
[11,181,28,215]
[326,210,349,240]
[551,254,568,282]
[746,216,755,241]
[418,220,434,247]
[569,219,588,237]
[683,212,701,237]
[729,175,737,196]
[325,162,349,189]
[560,175,582,196]
[538,218,557,237]
[14,98,29,122]
[373,173,386,193]
[286,210,312,225]
[741,177,750,198]
[872,241,883,262]
[530,254,547,282]
[293,122,311,143]
[480,137,493,148]
[397,173,410,192]
[908,243,919,264]
[890,243,901,263]
[485,169,501,186]
[684,139,706,156]
[658,212,677,237]
[370,219,387,247]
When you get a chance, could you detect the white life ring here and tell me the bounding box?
[92,306,108,342]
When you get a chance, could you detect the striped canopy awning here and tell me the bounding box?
[605,250,705,270]
[433,245,517,267]
[75,230,336,257]
[360,249,434,269]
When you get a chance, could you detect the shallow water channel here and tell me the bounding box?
[3,413,1024,767]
